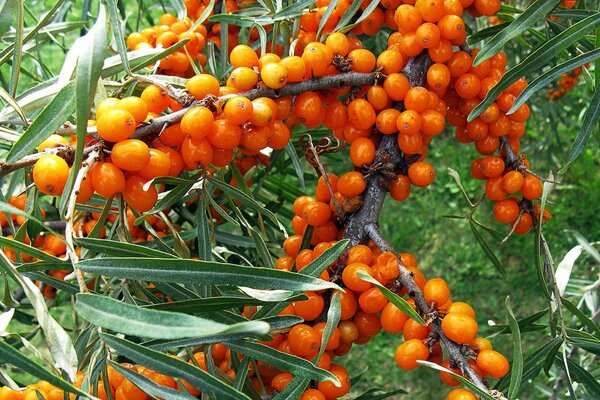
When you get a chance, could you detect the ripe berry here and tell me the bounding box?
[350,138,376,166]
[477,349,510,378]
[317,365,351,399]
[395,339,429,370]
[96,109,136,142]
[123,176,158,212]
[337,171,366,197]
[111,139,150,172]
[408,161,436,187]
[32,155,70,196]
[521,175,543,200]
[493,200,520,224]
[447,388,477,400]
[91,162,126,198]
[342,263,373,292]
[288,324,320,358]
[423,277,451,306]
[441,313,478,344]
[260,62,288,89]
[381,302,409,334]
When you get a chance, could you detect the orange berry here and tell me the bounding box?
[141,85,171,113]
[476,349,510,378]
[96,109,136,142]
[408,161,436,187]
[111,139,150,172]
[224,96,253,125]
[448,302,476,318]
[180,106,215,141]
[447,388,477,400]
[33,155,69,196]
[208,119,242,150]
[230,44,259,68]
[349,137,376,167]
[91,162,126,198]
[337,171,366,197]
[342,263,373,292]
[521,175,543,200]
[288,324,320,358]
[423,278,450,306]
[117,96,148,123]
[348,98,376,130]
[441,313,478,344]
[186,74,220,100]
[395,339,429,370]
[123,176,158,212]
[390,175,411,201]
[317,365,351,399]
[261,62,288,89]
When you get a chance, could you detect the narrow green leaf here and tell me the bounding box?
[79,258,340,292]
[169,0,187,20]
[272,377,310,400]
[100,334,251,400]
[0,236,59,262]
[469,220,506,277]
[473,0,561,66]
[315,292,341,362]
[105,0,131,75]
[75,238,177,258]
[505,296,523,400]
[109,361,197,400]
[284,142,306,191]
[210,178,285,234]
[300,239,349,277]
[76,293,269,340]
[62,6,108,215]
[567,85,600,165]
[469,13,600,121]
[509,49,600,115]
[357,271,426,325]
[0,341,90,398]
[554,354,600,396]
[197,194,212,261]
[146,295,302,313]
[9,0,23,96]
[0,0,17,37]
[561,297,600,337]
[226,341,339,384]
[7,82,76,163]
[316,0,341,40]
[418,361,495,400]
[0,86,27,126]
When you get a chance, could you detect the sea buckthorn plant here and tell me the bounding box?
[0,0,599,399]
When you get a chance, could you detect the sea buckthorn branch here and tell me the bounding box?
[131,72,379,139]
[0,145,75,178]
[64,145,102,293]
[364,223,495,397]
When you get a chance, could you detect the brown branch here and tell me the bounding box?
[337,51,493,396]
[132,72,378,139]
[365,223,491,395]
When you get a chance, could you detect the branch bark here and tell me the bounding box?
[338,51,493,396]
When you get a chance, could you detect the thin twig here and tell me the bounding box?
[365,223,492,395]
[64,145,102,293]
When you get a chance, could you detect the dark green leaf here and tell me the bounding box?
[567,84,600,165]
[75,238,177,258]
[0,341,90,398]
[226,341,339,384]
[357,271,426,325]
[469,13,600,121]
[79,258,340,291]
[109,361,197,400]
[76,293,269,339]
[561,297,600,337]
[197,194,212,261]
[509,49,600,115]
[505,296,523,400]
[473,0,561,66]
[469,220,506,277]
[7,82,75,163]
[100,334,251,400]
